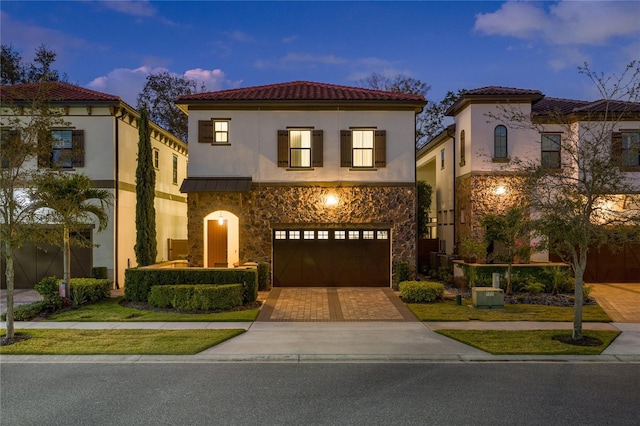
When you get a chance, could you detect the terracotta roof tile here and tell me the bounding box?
[463,86,544,97]
[1,82,121,103]
[532,97,640,115]
[176,80,425,103]
[532,97,591,115]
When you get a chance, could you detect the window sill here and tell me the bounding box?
[459,161,466,167]
[492,157,510,163]
[349,167,378,171]
[211,143,232,146]
[286,167,315,171]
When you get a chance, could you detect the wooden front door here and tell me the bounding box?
[207,220,228,267]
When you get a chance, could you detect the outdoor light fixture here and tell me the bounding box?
[325,194,339,207]
[218,214,224,225]
[494,185,507,195]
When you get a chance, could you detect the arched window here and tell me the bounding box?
[494,125,507,159]
[460,130,466,166]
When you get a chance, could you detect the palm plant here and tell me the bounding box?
[33,173,112,298]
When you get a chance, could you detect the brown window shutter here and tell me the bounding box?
[72,130,85,167]
[374,130,386,168]
[611,131,622,160]
[312,130,323,167]
[340,130,352,167]
[277,130,289,167]
[37,131,52,168]
[198,120,214,143]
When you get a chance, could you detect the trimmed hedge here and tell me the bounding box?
[148,284,244,311]
[258,262,271,291]
[69,278,112,303]
[124,268,258,304]
[399,281,445,303]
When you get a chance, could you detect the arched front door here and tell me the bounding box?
[204,211,239,268]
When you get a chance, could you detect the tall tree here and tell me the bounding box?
[137,71,204,141]
[33,174,112,298]
[0,44,66,85]
[134,109,157,266]
[421,89,466,147]
[491,61,640,340]
[0,83,70,341]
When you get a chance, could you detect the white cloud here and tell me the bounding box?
[475,1,640,46]
[86,66,231,106]
[100,0,156,17]
[227,30,254,43]
[282,53,347,65]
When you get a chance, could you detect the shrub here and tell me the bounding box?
[258,263,271,291]
[91,267,108,279]
[35,276,61,309]
[124,268,258,303]
[399,281,445,303]
[69,278,112,303]
[524,281,545,295]
[148,284,244,311]
[394,261,411,290]
[1,301,46,321]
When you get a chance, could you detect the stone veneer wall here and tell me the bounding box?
[186,184,416,280]
[456,173,528,257]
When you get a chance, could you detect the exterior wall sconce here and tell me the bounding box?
[218,214,224,225]
[494,185,507,196]
[325,194,339,207]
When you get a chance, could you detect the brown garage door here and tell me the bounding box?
[273,228,390,287]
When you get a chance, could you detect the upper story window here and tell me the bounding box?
[541,133,561,169]
[278,129,323,169]
[172,155,178,184]
[459,130,466,166]
[340,129,386,169]
[38,129,85,169]
[494,125,508,159]
[440,149,445,169]
[153,149,159,169]
[621,131,640,167]
[198,118,231,144]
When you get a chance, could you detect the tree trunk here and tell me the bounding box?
[572,254,588,340]
[506,262,513,295]
[63,226,71,299]
[3,240,15,340]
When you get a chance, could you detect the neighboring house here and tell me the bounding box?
[417,86,640,282]
[1,82,188,289]
[176,81,425,287]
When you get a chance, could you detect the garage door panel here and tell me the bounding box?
[273,228,390,287]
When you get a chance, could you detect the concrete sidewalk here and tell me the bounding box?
[2,320,638,363]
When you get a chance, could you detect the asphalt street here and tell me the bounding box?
[2,362,639,425]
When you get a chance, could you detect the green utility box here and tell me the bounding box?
[472,287,505,309]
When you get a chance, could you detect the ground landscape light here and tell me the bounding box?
[494,185,507,195]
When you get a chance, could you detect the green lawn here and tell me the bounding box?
[0,329,244,355]
[407,299,612,322]
[436,329,620,355]
[46,297,260,322]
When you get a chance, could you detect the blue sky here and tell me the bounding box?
[1,1,639,106]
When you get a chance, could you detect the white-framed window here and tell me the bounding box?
[335,230,346,240]
[153,149,159,169]
[318,231,329,240]
[377,230,388,240]
[289,230,300,240]
[363,231,374,239]
[494,125,508,159]
[304,230,315,239]
[622,131,640,167]
[348,231,360,240]
[275,230,287,240]
[51,129,73,168]
[289,129,311,168]
[541,133,561,169]
[214,120,229,144]
[352,129,374,168]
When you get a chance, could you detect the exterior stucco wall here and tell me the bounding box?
[186,185,417,279]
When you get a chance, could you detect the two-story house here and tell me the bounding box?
[417,86,640,282]
[176,81,425,287]
[1,82,188,289]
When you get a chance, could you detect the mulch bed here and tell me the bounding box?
[119,299,262,314]
[552,334,604,346]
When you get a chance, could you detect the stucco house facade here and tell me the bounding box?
[1,82,188,289]
[176,81,425,287]
[417,86,640,282]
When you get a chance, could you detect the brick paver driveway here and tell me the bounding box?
[590,284,640,323]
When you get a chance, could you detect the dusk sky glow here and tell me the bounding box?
[2,1,639,106]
